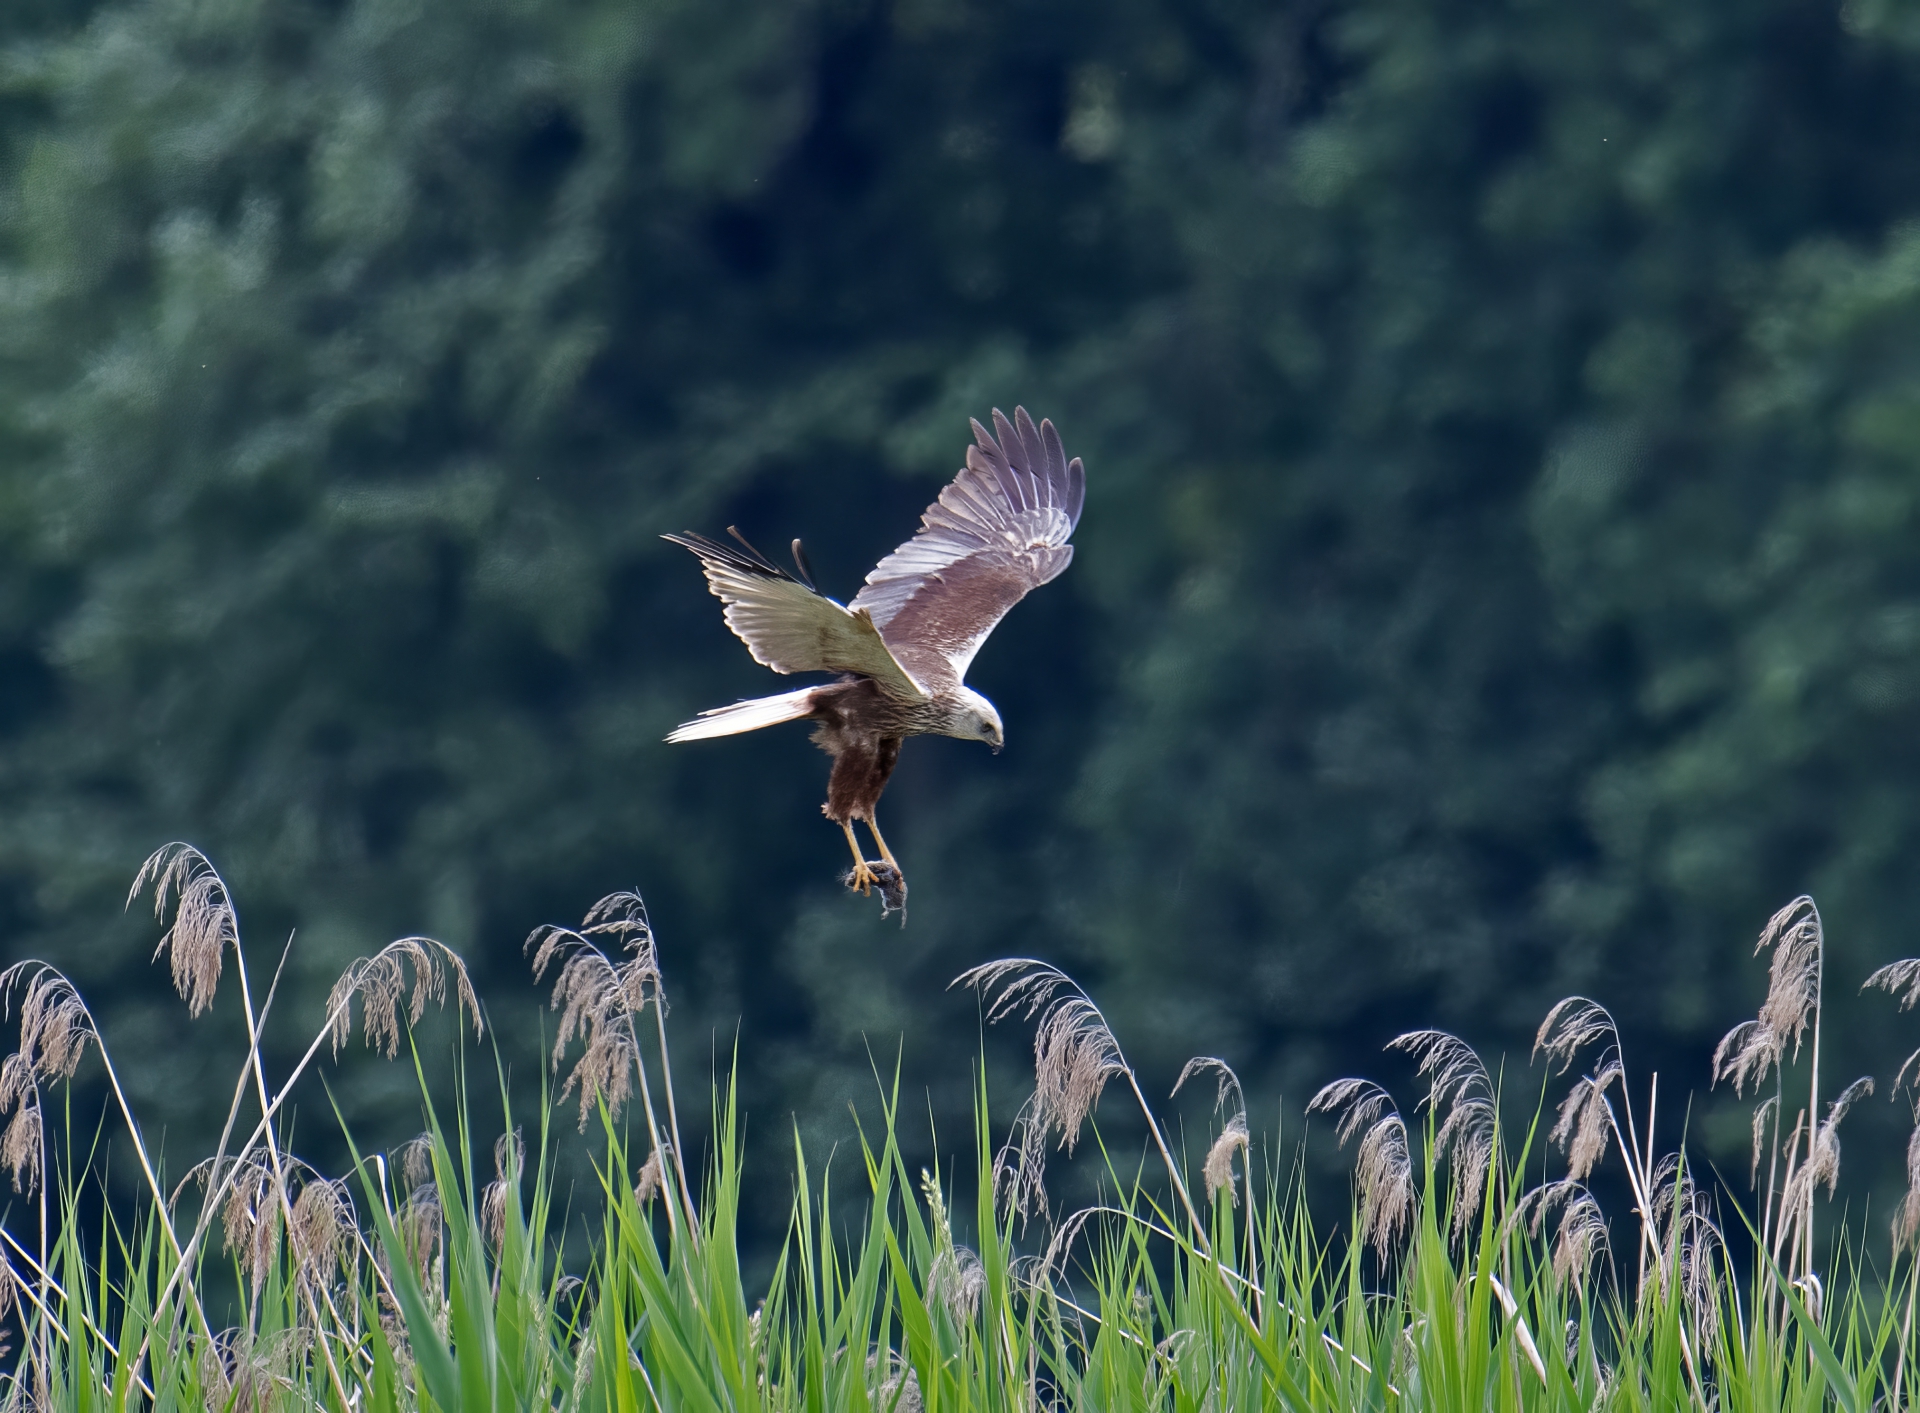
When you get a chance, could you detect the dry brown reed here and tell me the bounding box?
[957,959,1212,1249]
[926,1243,986,1326]
[326,938,482,1060]
[1388,1030,1495,1236]
[287,1176,353,1295]
[0,966,98,1196]
[1713,896,1823,1096]
[1534,998,1629,1183]
[955,961,1124,1158]
[633,1150,665,1206]
[1552,1077,1615,1185]
[1202,1117,1250,1207]
[957,961,1127,1225]
[131,844,239,1019]
[1307,1078,1413,1258]
[199,1327,304,1413]
[1174,1057,1249,1207]
[481,1130,524,1251]
[1647,1155,1726,1334]
[219,1152,280,1300]
[527,905,659,1129]
[398,1183,443,1290]
[1521,1180,1609,1290]
[1863,954,1920,1252]
[1780,1076,1873,1221]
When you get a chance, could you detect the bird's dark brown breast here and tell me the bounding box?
[809,677,909,823]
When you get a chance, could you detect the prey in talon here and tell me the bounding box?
[665,408,1086,917]
[843,858,908,924]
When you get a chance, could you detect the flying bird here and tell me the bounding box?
[666,407,1085,914]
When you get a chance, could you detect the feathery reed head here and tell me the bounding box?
[1534,997,1621,1075]
[131,843,238,1018]
[927,1244,985,1326]
[1535,996,1627,1181]
[1783,1076,1873,1215]
[1749,1094,1778,1187]
[954,960,1127,1157]
[1524,1180,1609,1291]
[398,1182,442,1287]
[482,1129,524,1250]
[528,893,667,1129]
[220,1151,283,1300]
[326,937,482,1059]
[1715,896,1825,1097]
[634,1149,665,1206]
[288,1174,352,1292]
[0,965,99,1194]
[1175,1056,1250,1205]
[395,1134,434,1194]
[1865,956,1920,1011]
[1308,1078,1414,1257]
[1202,1115,1250,1206]
[1389,1029,1495,1235]
[1863,957,1920,1096]
[1757,897,1822,1039]
[0,1063,40,1197]
[1648,1154,1725,1327]
[1896,1122,1920,1251]
[1550,1070,1619,1183]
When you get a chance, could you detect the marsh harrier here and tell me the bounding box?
[666,408,1085,913]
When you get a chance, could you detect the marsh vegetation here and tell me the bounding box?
[5,854,1920,1410]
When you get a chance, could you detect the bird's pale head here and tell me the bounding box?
[953,687,1004,753]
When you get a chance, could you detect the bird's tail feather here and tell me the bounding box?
[666,687,816,742]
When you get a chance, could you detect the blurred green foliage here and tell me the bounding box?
[6,0,1920,1235]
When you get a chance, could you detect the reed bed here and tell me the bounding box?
[0,852,1918,1410]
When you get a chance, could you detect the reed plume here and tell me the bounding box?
[219,1151,284,1301]
[0,966,95,1196]
[326,938,482,1059]
[130,843,239,1018]
[1534,998,1630,1182]
[1714,896,1823,1095]
[957,961,1123,1157]
[633,1150,664,1206]
[1174,1057,1249,1206]
[1522,1179,1608,1290]
[1780,1076,1873,1223]
[481,1130,523,1251]
[956,959,1211,1246]
[527,906,659,1129]
[287,1175,353,1297]
[1308,1078,1413,1257]
[1388,1030,1495,1236]
[1860,955,1920,1250]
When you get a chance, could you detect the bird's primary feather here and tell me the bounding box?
[850,407,1083,691]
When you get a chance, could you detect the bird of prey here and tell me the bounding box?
[665,407,1085,914]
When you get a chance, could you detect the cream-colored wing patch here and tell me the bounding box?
[666,532,927,701]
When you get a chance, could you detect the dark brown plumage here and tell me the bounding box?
[666,407,1085,912]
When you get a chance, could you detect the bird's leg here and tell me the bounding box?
[839,820,879,895]
[864,813,903,877]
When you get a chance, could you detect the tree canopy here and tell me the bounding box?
[5,0,1920,1222]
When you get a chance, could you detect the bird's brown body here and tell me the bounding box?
[806,675,984,823]
[666,407,1085,915]
[810,679,908,826]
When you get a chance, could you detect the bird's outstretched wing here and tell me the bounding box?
[665,531,928,702]
[851,407,1084,689]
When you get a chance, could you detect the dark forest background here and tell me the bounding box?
[6,0,1920,1250]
